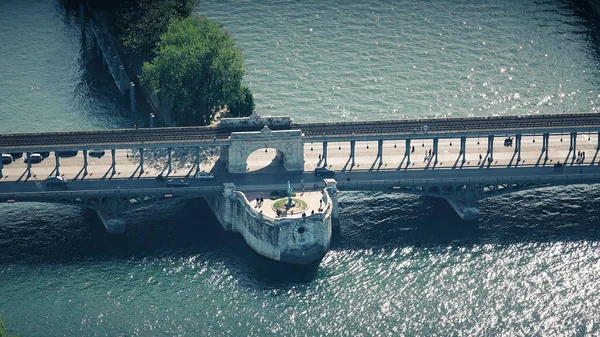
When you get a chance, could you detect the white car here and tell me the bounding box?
[194,171,214,180]
[24,153,43,164]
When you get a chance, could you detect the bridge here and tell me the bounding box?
[2,112,600,257]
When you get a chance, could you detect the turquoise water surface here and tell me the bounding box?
[1,0,600,336]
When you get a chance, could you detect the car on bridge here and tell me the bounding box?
[194,171,214,180]
[9,152,22,159]
[167,179,189,187]
[2,154,13,165]
[56,150,78,158]
[46,176,67,187]
[89,150,105,158]
[23,153,43,164]
[314,167,335,177]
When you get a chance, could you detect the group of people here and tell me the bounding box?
[423,148,433,162]
[255,193,264,207]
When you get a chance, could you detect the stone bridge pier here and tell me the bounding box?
[91,196,131,234]
[442,185,483,221]
[226,127,304,173]
[324,178,340,225]
[96,209,126,234]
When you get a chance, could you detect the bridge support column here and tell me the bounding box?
[444,186,481,221]
[111,149,116,175]
[598,131,600,151]
[130,82,136,112]
[487,135,494,163]
[0,153,3,178]
[96,210,126,235]
[195,147,201,172]
[350,141,356,166]
[322,141,328,167]
[460,136,467,163]
[139,148,144,174]
[167,147,172,174]
[119,66,126,95]
[325,179,339,224]
[570,132,577,161]
[26,152,31,177]
[433,138,439,163]
[542,133,550,161]
[377,140,383,166]
[405,139,411,165]
[515,134,522,161]
[82,150,88,175]
[54,153,61,176]
[207,183,236,231]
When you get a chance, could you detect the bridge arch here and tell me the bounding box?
[245,147,287,172]
[226,127,304,173]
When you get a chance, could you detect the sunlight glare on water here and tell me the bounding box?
[0,0,600,335]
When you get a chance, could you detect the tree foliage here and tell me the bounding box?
[141,16,247,125]
[116,0,198,59]
[228,85,255,117]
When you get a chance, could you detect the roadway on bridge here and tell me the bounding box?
[0,133,599,197]
[1,133,598,183]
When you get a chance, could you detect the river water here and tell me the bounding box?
[1,0,600,336]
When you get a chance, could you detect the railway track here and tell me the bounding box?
[1,112,598,151]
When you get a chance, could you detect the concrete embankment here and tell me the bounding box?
[84,5,177,126]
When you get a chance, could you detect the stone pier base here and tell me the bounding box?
[205,185,333,265]
[445,198,479,221]
[96,210,126,234]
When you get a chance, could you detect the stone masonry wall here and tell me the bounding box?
[205,189,333,265]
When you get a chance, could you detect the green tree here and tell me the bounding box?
[115,0,198,59]
[228,85,255,117]
[141,15,247,125]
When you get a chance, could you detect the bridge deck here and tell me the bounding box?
[0,133,597,186]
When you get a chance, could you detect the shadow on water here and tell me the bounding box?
[1,188,598,286]
[333,188,600,251]
[0,198,318,286]
[75,42,152,129]
[53,0,152,129]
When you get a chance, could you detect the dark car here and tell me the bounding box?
[56,150,78,158]
[2,154,13,165]
[167,179,189,187]
[314,167,335,177]
[89,150,105,158]
[46,176,67,187]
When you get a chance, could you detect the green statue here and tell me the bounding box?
[287,180,294,207]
